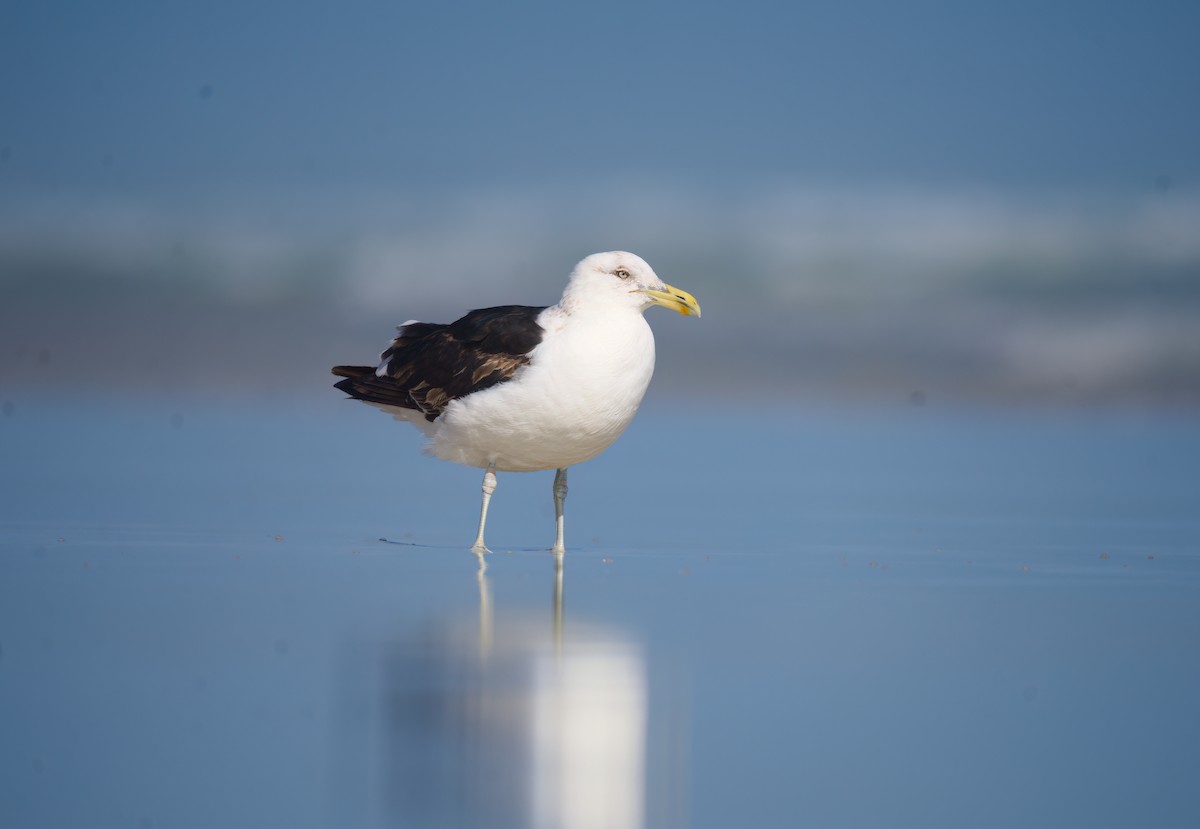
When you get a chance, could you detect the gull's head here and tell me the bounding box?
[562,251,701,318]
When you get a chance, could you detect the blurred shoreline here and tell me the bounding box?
[3,186,1198,408]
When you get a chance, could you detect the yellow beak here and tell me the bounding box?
[637,282,702,318]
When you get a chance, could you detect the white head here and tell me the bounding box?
[560,251,701,318]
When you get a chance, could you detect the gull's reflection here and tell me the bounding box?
[476,551,492,660]
[353,555,658,829]
[532,553,645,829]
[553,552,563,655]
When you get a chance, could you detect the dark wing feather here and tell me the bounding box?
[332,305,546,422]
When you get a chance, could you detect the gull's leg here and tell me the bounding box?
[472,462,498,554]
[551,467,568,554]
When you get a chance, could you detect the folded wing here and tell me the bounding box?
[332,305,547,422]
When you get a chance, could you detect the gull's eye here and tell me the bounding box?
[614,268,631,280]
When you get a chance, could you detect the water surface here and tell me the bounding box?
[2,400,1198,828]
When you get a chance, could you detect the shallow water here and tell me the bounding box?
[2,399,1198,828]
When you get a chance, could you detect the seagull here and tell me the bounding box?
[332,251,701,555]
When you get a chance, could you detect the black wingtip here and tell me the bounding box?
[332,366,377,400]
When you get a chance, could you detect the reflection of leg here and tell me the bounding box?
[551,467,568,554]
[476,551,492,659]
[553,551,563,655]
[471,462,497,554]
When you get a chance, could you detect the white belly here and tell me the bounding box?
[426,310,656,472]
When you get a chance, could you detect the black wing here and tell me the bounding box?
[332,305,546,422]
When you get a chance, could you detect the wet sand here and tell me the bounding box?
[2,400,1198,828]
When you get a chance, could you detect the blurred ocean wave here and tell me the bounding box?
[2,185,1198,406]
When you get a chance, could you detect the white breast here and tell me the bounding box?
[427,306,657,472]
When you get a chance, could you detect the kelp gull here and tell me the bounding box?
[332,251,701,555]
